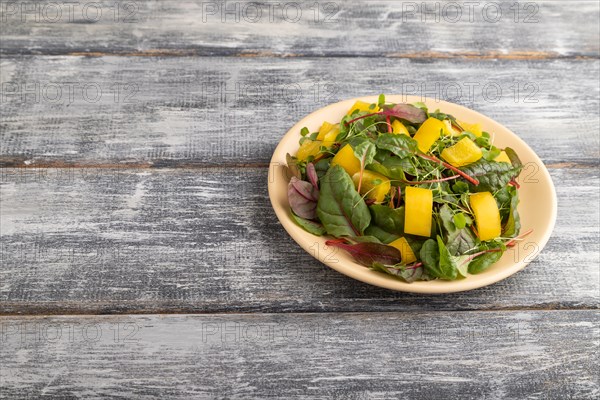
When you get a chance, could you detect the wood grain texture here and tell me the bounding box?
[0,1,598,57]
[1,56,598,167]
[1,311,598,398]
[1,166,598,314]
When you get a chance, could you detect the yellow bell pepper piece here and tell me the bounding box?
[404,187,433,237]
[317,121,335,140]
[413,117,445,153]
[458,120,483,137]
[470,192,501,241]
[321,126,340,147]
[330,144,361,176]
[440,137,483,167]
[352,170,390,204]
[495,150,512,164]
[389,237,417,264]
[392,120,410,135]
[296,139,323,161]
[443,120,460,136]
[347,100,379,116]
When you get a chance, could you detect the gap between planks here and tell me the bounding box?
[0,159,596,170]
[0,49,598,60]
[1,305,598,318]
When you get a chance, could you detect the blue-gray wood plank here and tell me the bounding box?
[1,0,599,398]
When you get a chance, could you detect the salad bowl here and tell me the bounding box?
[268,95,557,293]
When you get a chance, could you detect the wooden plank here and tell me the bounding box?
[1,311,598,398]
[0,0,598,57]
[1,166,598,314]
[1,56,598,167]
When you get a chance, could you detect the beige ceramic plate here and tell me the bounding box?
[268,95,557,293]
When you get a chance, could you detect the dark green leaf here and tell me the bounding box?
[468,249,504,274]
[439,204,477,255]
[375,133,418,158]
[460,158,523,192]
[369,205,405,235]
[313,158,331,180]
[452,181,470,194]
[364,225,399,244]
[502,188,521,238]
[290,211,326,236]
[504,147,523,168]
[420,239,440,278]
[316,165,371,237]
[435,236,459,280]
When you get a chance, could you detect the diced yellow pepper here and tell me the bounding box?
[347,100,379,116]
[296,140,324,161]
[458,120,483,137]
[413,117,445,153]
[495,150,511,164]
[352,170,390,204]
[389,237,417,264]
[441,137,483,167]
[392,120,410,135]
[330,144,361,176]
[317,121,335,140]
[470,192,501,241]
[443,120,460,136]
[404,187,433,237]
[321,126,340,147]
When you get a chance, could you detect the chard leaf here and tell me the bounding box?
[420,237,465,280]
[288,177,319,219]
[468,243,506,274]
[286,153,301,180]
[436,236,460,280]
[369,205,405,236]
[376,133,418,159]
[381,103,427,124]
[364,225,399,244]
[502,188,521,238]
[460,158,523,192]
[349,235,382,244]
[371,261,432,283]
[291,211,326,236]
[306,162,319,189]
[505,147,523,168]
[314,158,331,180]
[325,241,401,267]
[317,165,371,237]
[439,204,476,255]
[420,239,440,277]
[468,251,503,274]
[353,141,377,172]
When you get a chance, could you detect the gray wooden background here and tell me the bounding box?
[1,1,598,398]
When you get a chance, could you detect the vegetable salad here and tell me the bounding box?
[287,95,529,282]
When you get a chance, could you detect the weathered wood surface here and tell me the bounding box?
[1,56,598,167]
[1,311,598,398]
[1,166,597,314]
[1,1,598,57]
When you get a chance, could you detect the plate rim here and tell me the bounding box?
[268,95,557,293]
